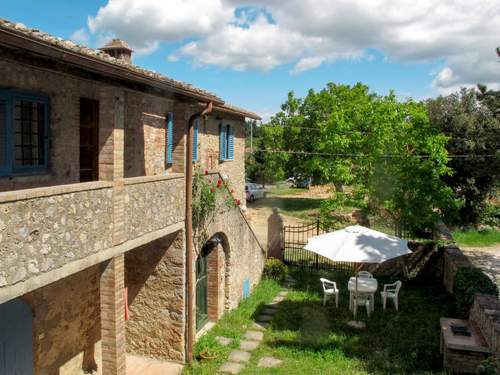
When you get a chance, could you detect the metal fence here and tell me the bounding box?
[282,219,355,272]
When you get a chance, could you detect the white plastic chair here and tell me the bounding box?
[320,278,339,308]
[357,271,373,279]
[380,281,402,311]
[353,292,371,317]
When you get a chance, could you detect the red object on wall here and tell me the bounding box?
[124,287,129,321]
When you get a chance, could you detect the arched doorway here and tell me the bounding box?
[196,233,230,331]
[0,298,34,374]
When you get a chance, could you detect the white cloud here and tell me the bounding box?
[86,0,500,91]
[70,28,90,46]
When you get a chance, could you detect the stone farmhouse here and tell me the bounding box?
[0,18,265,375]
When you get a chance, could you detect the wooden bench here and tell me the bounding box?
[440,318,491,374]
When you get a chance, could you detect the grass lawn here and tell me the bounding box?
[185,270,454,375]
[267,187,309,196]
[452,229,500,247]
[262,196,324,221]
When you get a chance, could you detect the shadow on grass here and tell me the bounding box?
[264,268,454,374]
[251,196,323,216]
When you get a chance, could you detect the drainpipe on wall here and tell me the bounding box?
[186,101,213,365]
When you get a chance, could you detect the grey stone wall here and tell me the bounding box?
[0,183,113,287]
[124,176,185,241]
[125,231,185,362]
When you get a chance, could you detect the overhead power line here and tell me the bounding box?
[247,149,500,159]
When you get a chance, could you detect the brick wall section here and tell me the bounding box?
[125,231,185,362]
[442,346,489,374]
[207,244,226,321]
[23,265,102,375]
[470,294,500,358]
[100,255,126,375]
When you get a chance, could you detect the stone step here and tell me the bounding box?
[219,362,245,374]
[244,330,264,342]
[258,356,283,368]
[239,340,260,351]
[228,350,251,363]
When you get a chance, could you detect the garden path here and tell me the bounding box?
[462,245,500,291]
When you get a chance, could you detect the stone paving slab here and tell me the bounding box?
[257,356,283,368]
[272,296,285,303]
[257,314,274,322]
[219,362,245,374]
[244,330,264,341]
[228,350,251,363]
[252,321,269,330]
[278,291,288,297]
[239,340,260,351]
[216,336,233,346]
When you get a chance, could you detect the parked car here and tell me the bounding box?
[293,177,312,189]
[245,183,266,202]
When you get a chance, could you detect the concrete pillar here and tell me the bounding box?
[267,208,284,261]
[100,255,126,375]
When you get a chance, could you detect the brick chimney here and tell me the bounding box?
[99,39,133,63]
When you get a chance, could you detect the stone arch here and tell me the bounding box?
[202,232,230,322]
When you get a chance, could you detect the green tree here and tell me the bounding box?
[263,82,455,235]
[427,88,500,225]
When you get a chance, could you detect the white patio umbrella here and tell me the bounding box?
[304,225,412,323]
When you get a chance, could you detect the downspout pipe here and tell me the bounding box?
[186,101,213,365]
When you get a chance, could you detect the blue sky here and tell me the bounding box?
[2,0,498,120]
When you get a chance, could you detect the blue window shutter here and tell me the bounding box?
[219,122,226,161]
[192,117,199,162]
[227,125,234,160]
[166,113,173,164]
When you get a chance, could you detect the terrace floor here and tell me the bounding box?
[127,354,183,375]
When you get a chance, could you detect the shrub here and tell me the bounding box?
[453,267,498,317]
[263,257,288,282]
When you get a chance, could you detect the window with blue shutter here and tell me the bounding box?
[219,122,226,161]
[192,117,199,162]
[227,124,234,161]
[0,89,49,177]
[166,112,173,164]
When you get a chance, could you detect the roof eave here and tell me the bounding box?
[0,27,224,105]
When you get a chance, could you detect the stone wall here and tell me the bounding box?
[204,197,266,311]
[198,113,247,209]
[125,231,185,362]
[442,245,473,293]
[0,182,113,288]
[470,294,500,359]
[23,265,102,375]
[124,175,185,241]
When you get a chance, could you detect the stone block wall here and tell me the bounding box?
[204,199,266,311]
[443,245,473,293]
[125,231,185,362]
[124,175,185,241]
[23,265,102,375]
[198,113,247,209]
[0,182,113,288]
[470,294,500,358]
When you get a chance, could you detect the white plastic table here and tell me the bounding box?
[348,277,378,312]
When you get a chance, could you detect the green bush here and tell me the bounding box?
[453,267,498,317]
[263,257,288,282]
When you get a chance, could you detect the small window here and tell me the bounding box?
[0,90,49,176]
